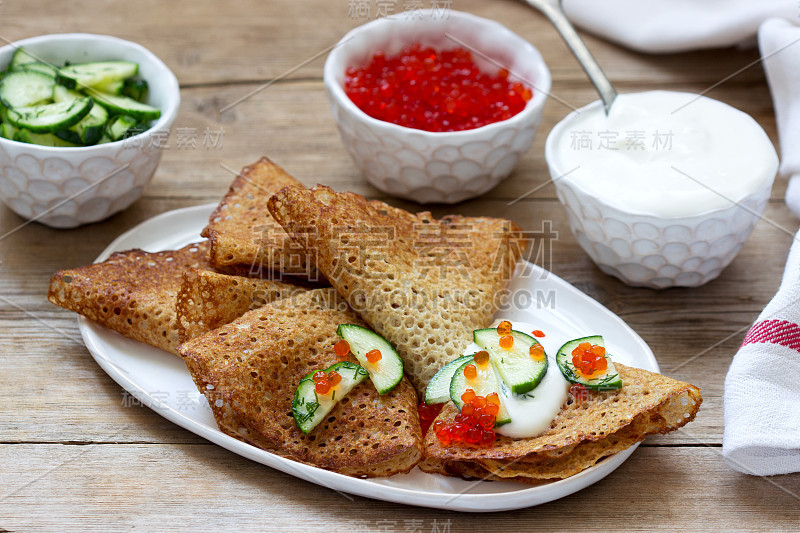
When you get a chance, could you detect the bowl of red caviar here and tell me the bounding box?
[324,9,550,204]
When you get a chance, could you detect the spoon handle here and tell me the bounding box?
[521,0,617,114]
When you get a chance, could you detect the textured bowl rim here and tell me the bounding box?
[544,91,779,221]
[323,9,551,139]
[0,32,180,153]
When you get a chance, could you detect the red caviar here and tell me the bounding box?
[466,427,483,444]
[496,320,513,336]
[529,343,545,361]
[418,401,444,434]
[315,379,331,395]
[366,349,382,364]
[344,44,533,132]
[532,329,545,338]
[499,335,514,350]
[571,342,608,377]
[455,413,475,426]
[461,388,476,404]
[470,396,487,409]
[480,430,496,446]
[474,350,490,368]
[478,414,496,429]
[435,392,499,447]
[463,364,478,380]
[334,339,350,358]
[313,369,342,395]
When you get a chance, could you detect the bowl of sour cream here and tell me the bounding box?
[545,90,779,289]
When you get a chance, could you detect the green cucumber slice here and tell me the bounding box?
[10,47,39,69]
[0,70,55,108]
[106,114,139,141]
[1,122,18,140]
[14,128,79,147]
[449,357,511,425]
[89,90,160,121]
[71,101,108,144]
[17,63,57,77]
[336,324,403,394]
[57,61,138,90]
[93,78,123,95]
[53,129,83,145]
[424,355,473,405]
[122,78,148,102]
[292,361,369,434]
[556,335,622,391]
[52,85,83,103]
[7,97,93,133]
[473,328,547,394]
[53,88,109,145]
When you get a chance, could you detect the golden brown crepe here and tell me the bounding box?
[268,185,528,394]
[48,242,303,354]
[202,157,321,281]
[178,288,423,478]
[48,242,211,354]
[176,268,307,343]
[420,363,702,481]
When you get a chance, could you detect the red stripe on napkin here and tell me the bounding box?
[741,319,800,352]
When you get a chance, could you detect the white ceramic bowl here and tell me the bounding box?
[0,33,180,228]
[324,10,550,204]
[546,96,777,289]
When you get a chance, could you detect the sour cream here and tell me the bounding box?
[464,320,569,439]
[549,91,779,218]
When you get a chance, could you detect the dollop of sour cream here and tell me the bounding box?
[551,91,779,218]
[463,320,569,439]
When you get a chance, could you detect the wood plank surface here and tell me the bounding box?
[0,0,769,86]
[1,0,798,530]
[1,445,798,532]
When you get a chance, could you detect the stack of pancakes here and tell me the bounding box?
[49,157,701,481]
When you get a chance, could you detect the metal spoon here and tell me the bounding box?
[521,0,617,114]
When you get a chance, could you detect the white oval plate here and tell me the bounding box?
[78,203,659,512]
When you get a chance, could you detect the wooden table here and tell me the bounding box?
[2,1,799,530]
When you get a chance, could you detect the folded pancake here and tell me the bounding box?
[178,288,423,478]
[48,242,211,354]
[48,242,301,355]
[268,185,528,394]
[176,268,307,343]
[420,363,701,481]
[202,157,320,281]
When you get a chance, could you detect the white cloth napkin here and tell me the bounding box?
[723,235,800,475]
[559,1,800,475]
[562,1,800,217]
[562,0,796,53]
[760,19,800,219]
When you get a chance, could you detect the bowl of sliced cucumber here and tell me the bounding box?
[0,33,180,228]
